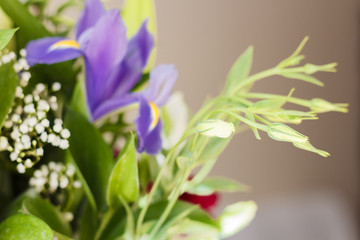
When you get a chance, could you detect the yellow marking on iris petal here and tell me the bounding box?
[149,102,160,131]
[49,40,80,51]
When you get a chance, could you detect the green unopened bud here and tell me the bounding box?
[303,63,337,75]
[293,141,330,157]
[219,201,257,238]
[310,98,348,113]
[267,123,308,143]
[196,119,235,138]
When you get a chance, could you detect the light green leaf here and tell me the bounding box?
[187,177,250,196]
[0,62,18,128]
[280,72,324,86]
[245,112,261,140]
[65,108,113,209]
[22,198,72,237]
[197,137,231,164]
[167,219,219,240]
[218,201,257,238]
[249,98,286,113]
[0,213,53,240]
[225,46,253,94]
[107,133,139,206]
[0,28,17,50]
[122,0,157,71]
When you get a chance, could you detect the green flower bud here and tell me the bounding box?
[196,119,235,138]
[267,123,308,143]
[310,98,348,113]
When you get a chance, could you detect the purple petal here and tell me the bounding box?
[75,0,106,39]
[26,37,82,66]
[91,94,138,121]
[101,21,154,101]
[141,120,163,155]
[136,98,162,154]
[84,9,127,111]
[143,65,178,106]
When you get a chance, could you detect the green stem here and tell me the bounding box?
[94,208,116,240]
[238,92,310,107]
[148,167,192,239]
[231,67,279,94]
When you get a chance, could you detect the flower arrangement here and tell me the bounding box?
[0,0,348,239]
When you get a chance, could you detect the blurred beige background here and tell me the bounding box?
[90,0,359,238]
[149,0,360,239]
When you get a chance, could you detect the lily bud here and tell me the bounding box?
[310,98,348,113]
[196,119,235,138]
[267,123,308,143]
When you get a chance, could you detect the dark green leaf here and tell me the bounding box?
[0,0,51,46]
[78,202,98,240]
[0,28,18,50]
[65,108,113,209]
[53,231,75,240]
[65,150,97,211]
[0,189,37,222]
[0,63,18,128]
[70,79,88,118]
[22,198,72,236]
[225,46,253,94]
[107,133,139,207]
[0,213,53,240]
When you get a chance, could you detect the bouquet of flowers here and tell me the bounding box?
[0,0,348,239]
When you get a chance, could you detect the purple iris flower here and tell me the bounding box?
[136,65,177,154]
[25,0,178,155]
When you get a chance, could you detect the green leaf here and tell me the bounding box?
[218,201,257,238]
[280,72,324,86]
[249,98,286,113]
[65,108,113,209]
[167,219,219,240]
[245,112,261,140]
[197,137,231,164]
[0,28,18,50]
[22,198,72,236]
[78,202,98,240]
[0,62,18,128]
[187,177,250,196]
[122,0,157,71]
[65,150,97,211]
[225,46,253,94]
[53,231,75,240]
[107,133,139,207]
[0,213,54,240]
[0,0,51,47]
[70,79,89,118]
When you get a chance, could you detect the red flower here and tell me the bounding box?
[179,192,219,212]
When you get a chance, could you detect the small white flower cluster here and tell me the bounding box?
[0,50,70,173]
[29,162,82,194]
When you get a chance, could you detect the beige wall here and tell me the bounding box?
[152,0,359,237]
